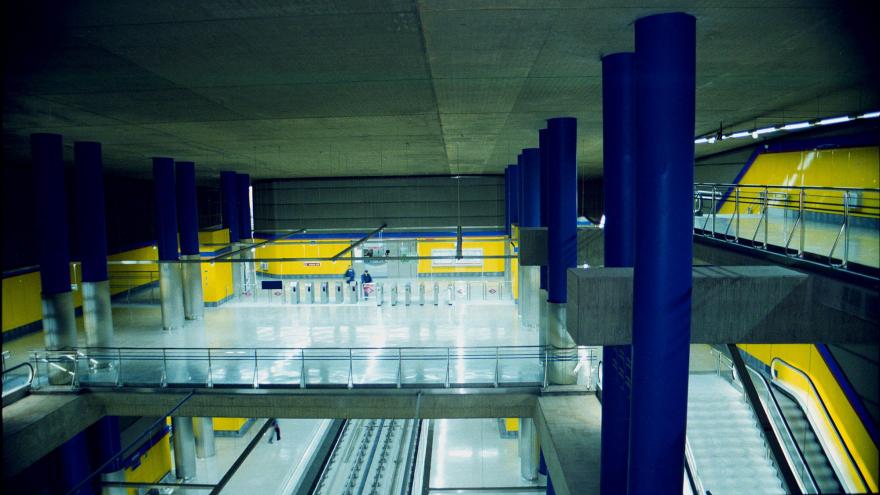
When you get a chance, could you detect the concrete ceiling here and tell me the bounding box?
[3,0,877,180]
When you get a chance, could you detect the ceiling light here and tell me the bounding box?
[753,126,777,135]
[694,137,709,144]
[858,111,880,119]
[730,131,751,138]
[818,115,852,126]
[782,121,811,130]
[707,136,717,144]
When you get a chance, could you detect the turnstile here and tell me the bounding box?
[305,283,314,304]
[433,282,440,306]
[334,282,344,303]
[390,284,399,306]
[289,282,300,304]
[376,283,385,306]
[348,282,359,303]
[404,283,412,306]
[418,283,425,306]
[320,282,329,304]
[446,283,454,306]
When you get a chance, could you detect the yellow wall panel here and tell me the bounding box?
[256,241,352,276]
[123,432,172,495]
[416,237,506,274]
[214,417,247,431]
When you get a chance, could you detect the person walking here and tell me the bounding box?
[344,265,355,284]
[267,418,281,444]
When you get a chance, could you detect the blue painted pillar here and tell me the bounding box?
[220,171,240,243]
[236,173,252,240]
[520,149,541,227]
[546,117,578,386]
[546,118,577,304]
[57,430,93,495]
[509,164,520,228]
[91,415,126,490]
[628,12,696,495]
[176,162,205,320]
[599,52,636,495]
[538,128,550,291]
[31,133,77,353]
[75,142,116,351]
[153,157,185,329]
[504,166,512,236]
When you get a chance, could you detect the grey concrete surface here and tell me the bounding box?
[518,227,547,266]
[534,393,601,495]
[567,266,879,345]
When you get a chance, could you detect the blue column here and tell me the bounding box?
[599,52,636,495]
[509,164,520,227]
[74,142,108,282]
[220,171,240,243]
[538,128,550,291]
[153,158,179,261]
[520,149,541,227]
[546,117,577,304]
[517,153,525,228]
[57,430,93,494]
[32,133,71,297]
[236,173,252,240]
[628,12,696,495]
[504,167,512,235]
[175,162,200,257]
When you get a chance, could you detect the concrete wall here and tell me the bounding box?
[253,175,503,231]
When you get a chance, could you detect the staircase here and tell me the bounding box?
[687,374,786,494]
[773,386,844,493]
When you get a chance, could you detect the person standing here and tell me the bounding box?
[360,270,373,299]
[267,418,281,444]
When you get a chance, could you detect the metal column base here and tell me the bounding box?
[101,469,126,495]
[41,291,78,385]
[519,417,539,481]
[159,263,185,330]
[181,255,205,320]
[548,302,577,385]
[538,289,549,349]
[521,266,540,328]
[82,280,115,369]
[193,417,216,459]
[172,417,197,480]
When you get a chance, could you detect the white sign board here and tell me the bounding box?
[431,248,484,267]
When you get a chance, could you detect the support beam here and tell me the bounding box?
[535,394,601,495]
[567,265,879,344]
[153,157,184,330]
[331,224,387,261]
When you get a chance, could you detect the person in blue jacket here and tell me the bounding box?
[344,266,355,284]
[360,270,373,299]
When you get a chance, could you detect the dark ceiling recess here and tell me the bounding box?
[2,1,877,180]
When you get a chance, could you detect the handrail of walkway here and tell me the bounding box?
[29,345,595,392]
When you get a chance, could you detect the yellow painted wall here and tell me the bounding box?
[199,228,231,245]
[739,344,878,491]
[505,418,520,432]
[416,237,506,274]
[108,246,159,296]
[255,240,352,276]
[214,417,247,431]
[123,432,172,495]
[720,146,880,217]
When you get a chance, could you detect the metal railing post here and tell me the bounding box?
[397,348,402,389]
[799,188,806,257]
[161,348,168,388]
[252,349,259,388]
[30,351,40,390]
[71,351,80,390]
[543,348,549,389]
[207,349,213,388]
[116,348,123,387]
[300,348,306,389]
[843,190,850,268]
[348,348,354,389]
[494,347,500,388]
[711,185,717,235]
[445,348,451,388]
[735,186,740,241]
[763,186,769,248]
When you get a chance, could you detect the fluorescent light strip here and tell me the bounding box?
[694,137,709,144]
[818,115,852,126]
[782,121,811,130]
[752,126,777,135]
[858,111,880,119]
[729,131,751,138]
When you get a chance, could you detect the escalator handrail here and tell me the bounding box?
[770,357,870,492]
[747,367,819,493]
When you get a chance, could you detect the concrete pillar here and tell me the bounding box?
[31,134,77,352]
[504,166,512,236]
[546,117,578,385]
[193,417,216,459]
[220,171,241,295]
[172,417,197,480]
[75,142,115,355]
[599,51,636,495]
[516,153,525,317]
[519,417,539,481]
[153,157,184,330]
[538,128,550,293]
[92,416,125,495]
[628,13,696,495]
[176,162,205,320]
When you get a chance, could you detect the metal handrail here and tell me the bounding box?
[695,182,880,193]
[747,367,819,494]
[2,362,35,389]
[770,357,870,492]
[684,435,706,495]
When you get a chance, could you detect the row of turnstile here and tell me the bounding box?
[277,280,508,306]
